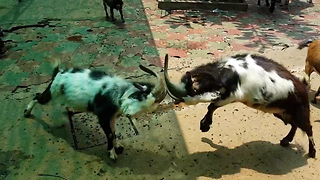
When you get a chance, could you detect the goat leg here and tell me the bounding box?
[200,103,218,132]
[103,2,109,19]
[280,0,289,10]
[311,86,320,104]
[110,7,115,22]
[24,82,53,117]
[290,110,316,158]
[119,8,125,23]
[265,0,270,7]
[98,112,118,162]
[269,0,276,12]
[280,123,297,147]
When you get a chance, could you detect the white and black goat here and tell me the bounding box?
[163,53,316,158]
[24,61,166,161]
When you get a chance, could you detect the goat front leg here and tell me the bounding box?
[119,8,125,23]
[269,0,276,12]
[98,112,119,161]
[265,0,270,7]
[280,0,289,10]
[103,2,109,19]
[110,7,115,22]
[200,103,218,132]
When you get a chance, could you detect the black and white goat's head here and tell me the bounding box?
[163,54,225,105]
[163,53,316,158]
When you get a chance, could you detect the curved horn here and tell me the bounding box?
[139,65,167,103]
[163,54,188,101]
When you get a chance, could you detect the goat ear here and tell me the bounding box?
[133,83,146,91]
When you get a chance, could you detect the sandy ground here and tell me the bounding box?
[1,0,320,180]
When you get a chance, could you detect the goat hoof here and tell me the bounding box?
[121,19,125,23]
[311,99,317,104]
[309,149,316,158]
[200,123,210,132]
[115,146,124,155]
[280,139,290,147]
[269,7,275,12]
[24,109,31,117]
[280,4,289,10]
[108,150,118,162]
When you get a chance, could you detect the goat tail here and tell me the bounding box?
[297,38,315,49]
[51,59,61,78]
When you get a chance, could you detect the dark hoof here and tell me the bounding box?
[269,7,275,12]
[115,146,124,155]
[24,109,31,117]
[280,4,289,10]
[280,138,290,147]
[311,99,317,104]
[200,121,211,132]
[309,149,316,158]
[174,100,181,104]
[121,19,125,23]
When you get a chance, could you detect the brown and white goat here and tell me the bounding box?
[298,38,320,104]
[24,61,166,161]
[164,53,316,158]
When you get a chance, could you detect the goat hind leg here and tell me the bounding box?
[280,123,297,147]
[24,83,52,117]
[103,2,109,19]
[299,123,316,158]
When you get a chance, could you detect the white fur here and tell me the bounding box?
[184,54,295,113]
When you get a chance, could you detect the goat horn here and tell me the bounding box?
[163,54,188,101]
[139,65,167,103]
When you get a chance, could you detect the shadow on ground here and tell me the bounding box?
[25,114,308,179]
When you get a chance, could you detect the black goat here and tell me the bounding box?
[103,0,125,23]
[164,53,316,158]
[258,0,277,13]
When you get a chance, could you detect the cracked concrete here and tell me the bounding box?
[1,0,320,179]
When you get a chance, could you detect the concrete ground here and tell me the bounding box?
[1,0,320,179]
